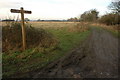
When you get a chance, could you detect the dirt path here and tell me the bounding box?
[33,27,118,78]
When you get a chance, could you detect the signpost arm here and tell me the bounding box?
[21,7,26,50]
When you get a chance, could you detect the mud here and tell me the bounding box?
[33,27,118,78]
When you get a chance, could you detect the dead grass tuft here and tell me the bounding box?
[92,23,120,31]
[68,22,90,32]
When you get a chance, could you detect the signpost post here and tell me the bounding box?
[10,7,32,51]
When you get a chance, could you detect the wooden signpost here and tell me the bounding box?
[10,7,32,51]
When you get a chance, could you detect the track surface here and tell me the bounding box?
[33,27,118,78]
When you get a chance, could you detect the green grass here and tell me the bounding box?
[3,24,91,77]
[47,27,90,52]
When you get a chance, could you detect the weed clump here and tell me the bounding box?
[2,22,58,53]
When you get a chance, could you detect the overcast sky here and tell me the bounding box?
[0,0,112,20]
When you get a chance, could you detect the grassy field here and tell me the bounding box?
[30,22,79,29]
[3,22,91,77]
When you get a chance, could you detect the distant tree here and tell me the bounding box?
[80,9,99,22]
[24,18,30,21]
[37,19,41,21]
[108,0,120,14]
[91,9,99,21]
[67,17,78,22]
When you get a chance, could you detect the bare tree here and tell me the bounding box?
[108,0,120,14]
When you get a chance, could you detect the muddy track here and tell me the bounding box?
[33,27,118,78]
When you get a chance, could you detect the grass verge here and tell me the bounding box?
[91,24,120,38]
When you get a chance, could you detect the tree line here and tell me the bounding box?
[68,1,120,25]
